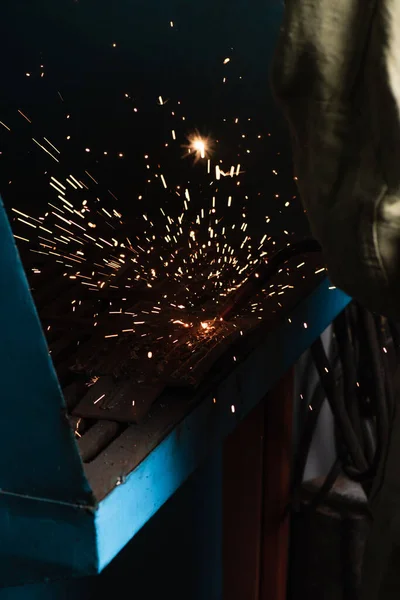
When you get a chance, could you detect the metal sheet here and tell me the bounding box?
[0,199,94,505]
[0,200,351,584]
[94,278,350,570]
[0,491,97,588]
[73,377,165,423]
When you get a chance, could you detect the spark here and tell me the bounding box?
[7,59,322,383]
[18,109,32,123]
[183,131,213,162]
[192,138,206,159]
[50,181,65,194]
[32,138,60,162]
[85,171,98,184]
[44,138,60,154]
[70,175,83,188]
[17,218,37,228]
[51,176,66,190]
[11,208,36,220]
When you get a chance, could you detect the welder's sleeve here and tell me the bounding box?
[271,0,400,320]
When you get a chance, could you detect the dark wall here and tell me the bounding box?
[0,0,300,241]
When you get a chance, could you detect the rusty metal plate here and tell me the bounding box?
[72,376,165,423]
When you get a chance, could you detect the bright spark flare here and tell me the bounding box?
[183,131,213,163]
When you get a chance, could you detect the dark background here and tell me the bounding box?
[0,0,308,246]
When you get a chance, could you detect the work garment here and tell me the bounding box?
[271,1,400,599]
[271,0,400,321]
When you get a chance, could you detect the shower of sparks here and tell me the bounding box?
[10,102,276,323]
[2,38,325,380]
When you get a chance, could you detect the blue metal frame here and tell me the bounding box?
[0,199,93,505]
[95,276,350,570]
[0,199,351,585]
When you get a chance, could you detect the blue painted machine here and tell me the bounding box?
[0,198,350,587]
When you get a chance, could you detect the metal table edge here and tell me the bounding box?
[94,278,350,570]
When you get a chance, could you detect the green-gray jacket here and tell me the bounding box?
[272,0,400,320]
[272,2,400,599]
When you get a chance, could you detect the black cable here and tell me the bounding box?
[333,310,366,460]
[288,377,330,514]
[347,306,377,468]
[357,309,388,481]
[216,235,396,519]
[311,337,370,477]
[367,314,397,503]
[298,337,368,513]
[293,303,397,517]
[350,307,379,479]
[374,315,395,423]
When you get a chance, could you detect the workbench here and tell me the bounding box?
[0,200,350,599]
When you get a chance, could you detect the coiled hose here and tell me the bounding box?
[291,302,398,512]
[220,237,398,512]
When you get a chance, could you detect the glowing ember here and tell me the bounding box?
[200,321,214,332]
[184,131,213,162]
[192,138,205,159]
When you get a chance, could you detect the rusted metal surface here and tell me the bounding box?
[22,247,330,504]
[73,377,165,423]
[0,217,349,585]
[78,420,121,463]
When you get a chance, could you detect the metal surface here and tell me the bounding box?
[93,277,350,570]
[219,239,321,320]
[0,201,351,585]
[0,199,93,504]
[0,198,97,587]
